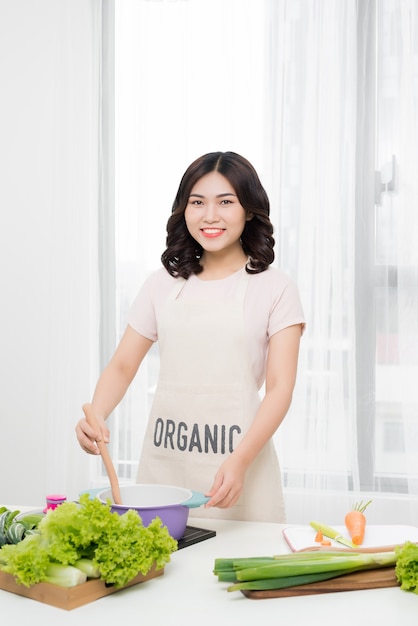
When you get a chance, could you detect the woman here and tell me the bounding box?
[76,151,305,523]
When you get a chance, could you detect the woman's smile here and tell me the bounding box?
[201,227,225,238]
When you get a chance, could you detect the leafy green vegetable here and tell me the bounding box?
[395,541,418,593]
[18,513,45,531]
[0,494,177,588]
[0,508,44,547]
[0,509,21,546]
[0,534,50,586]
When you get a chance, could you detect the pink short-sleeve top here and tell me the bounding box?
[127,265,305,390]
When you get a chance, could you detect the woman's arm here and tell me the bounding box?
[76,325,154,454]
[205,323,303,508]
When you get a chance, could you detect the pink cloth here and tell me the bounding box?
[128,265,305,390]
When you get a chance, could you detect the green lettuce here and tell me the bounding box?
[0,534,50,586]
[395,541,418,593]
[0,494,177,588]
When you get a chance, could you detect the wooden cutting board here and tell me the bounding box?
[241,567,398,599]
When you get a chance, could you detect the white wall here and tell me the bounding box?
[0,0,101,506]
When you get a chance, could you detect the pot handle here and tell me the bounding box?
[182,491,210,508]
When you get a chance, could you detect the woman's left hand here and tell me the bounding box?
[204,456,247,509]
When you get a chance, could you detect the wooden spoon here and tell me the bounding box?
[82,403,122,505]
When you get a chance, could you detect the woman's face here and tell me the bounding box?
[184,171,249,255]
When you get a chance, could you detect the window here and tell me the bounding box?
[98,0,418,522]
[372,0,418,493]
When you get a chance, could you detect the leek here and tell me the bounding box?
[214,557,276,582]
[228,570,354,593]
[214,550,397,593]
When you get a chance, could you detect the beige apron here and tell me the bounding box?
[136,270,285,523]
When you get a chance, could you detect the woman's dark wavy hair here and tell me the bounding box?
[161,151,275,278]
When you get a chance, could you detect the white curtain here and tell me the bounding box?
[267,0,359,519]
[103,0,418,524]
[270,0,418,523]
[0,0,102,504]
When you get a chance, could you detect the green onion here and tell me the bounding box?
[310,520,356,548]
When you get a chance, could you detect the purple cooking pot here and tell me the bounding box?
[96,484,209,540]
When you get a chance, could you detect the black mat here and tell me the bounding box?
[177,525,216,549]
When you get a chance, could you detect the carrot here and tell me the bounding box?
[345,500,372,545]
[314,530,323,542]
[320,540,332,546]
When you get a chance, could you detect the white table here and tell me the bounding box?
[1,509,417,624]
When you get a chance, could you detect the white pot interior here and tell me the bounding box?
[98,484,193,508]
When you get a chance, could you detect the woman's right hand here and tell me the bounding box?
[75,414,109,455]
